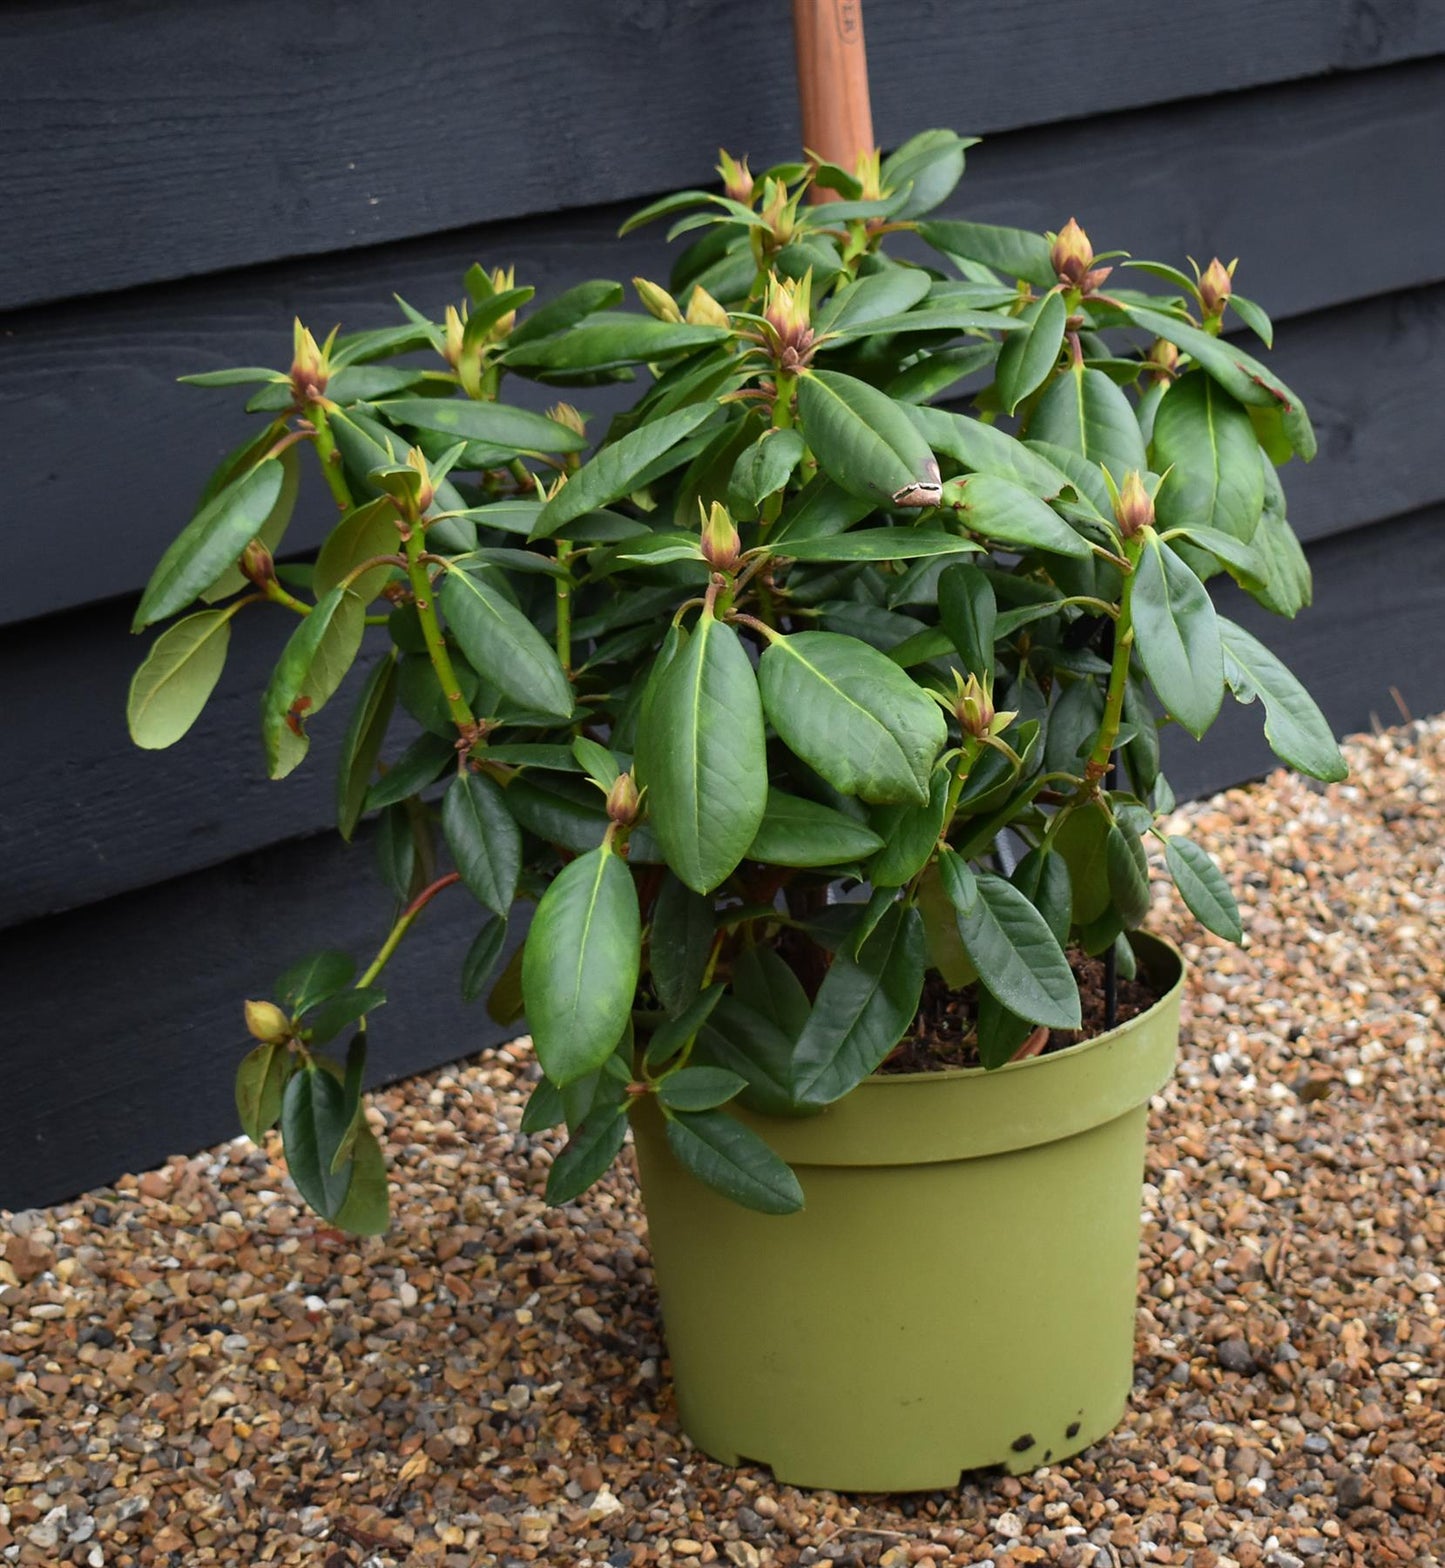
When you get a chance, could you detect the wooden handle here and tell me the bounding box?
[792,0,874,200]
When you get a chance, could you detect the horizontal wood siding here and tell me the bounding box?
[7,58,1445,627]
[3,6,1442,1204]
[4,3,1443,310]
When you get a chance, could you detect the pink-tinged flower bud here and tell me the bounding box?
[762,271,815,371]
[700,501,742,572]
[716,149,755,206]
[546,402,587,439]
[245,999,290,1043]
[289,319,331,402]
[239,539,277,588]
[1050,218,1094,287]
[633,276,682,323]
[1199,257,1235,317]
[685,286,730,329]
[1146,337,1180,384]
[606,771,641,827]
[1114,470,1155,538]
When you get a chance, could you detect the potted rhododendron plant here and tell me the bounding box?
[129,129,1344,1488]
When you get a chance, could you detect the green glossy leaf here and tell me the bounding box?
[777,528,981,563]
[664,1109,804,1215]
[545,1103,630,1205]
[377,397,587,454]
[1053,801,1111,925]
[510,280,626,345]
[880,129,975,218]
[365,732,453,811]
[645,985,725,1069]
[487,939,526,1026]
[127,609,233,749]
[825,302,1022,343]
[534,404,714,533]
[202,444,302,602]
[727,427,806,513]
[1029,365,1147,484]
[1164,836,1243,942]
[133,459,287,629]
[276,950,355,1015]
[1163,525,1265,588]
[907,403,1075,501]
[1130,531,1224,739]
[180,366,285,387]
[937,562,997,680]
[996,289,1067,415]
[868,763,951,888]
[732,947,811,1038]
[770,475,875,544]
[1218,618,1347,782]
[635,614,768,895]
[650,873,715,1015]
[261,586,366,779]
[281,1066,354,1219]
[520,1075,566,1133]
[236,1041,293,1143]
[952,473,1091,559]
[1227,292,1274,348]
[336,656,397,839]
[1249,459,1312,619]
[759,631,947,805]
[306,987,386,1046]
[796,370,939,502]
[976,994,1036,1070]
[950,871,1081,1030]
[916,219,1056,288]
[1150,374,1264,543]
[314,498,402,605]
[522,846,641,1085]
[461,915,508,1003]
[746,789,885,867]
[936,845,979,917]
[1122,303,1314,460]
[1106,822,1151,929]
[1012,846,1072,948]
[658,1066,748,1112]
[789,904,925,1106]
[442,771,522,917]
[375,802,417,900]
[814,266,932,334]
[440,566,573,719]
[504,315,728,376]
[331,1120,390,1236]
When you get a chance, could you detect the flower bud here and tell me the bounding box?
[239,539,277,588]
[1199,257,1235,317]
[606,771,641,827]
[1113,469,1155,538]
[546,402,587,439]
[1146,337,1180,384]
[633,276,682,323]
[289,318,330,402]
[854,147,884,202]
[406,447,435,514]
[488,266,519,336]
[759,178,797,248]
[762,270,815,370]
[1050,218,1094,287]
[443,303,466,368]
[955,672,995,739]
[716,149,755,205]
[685,285,730,329]
[245,999,290,1043]
[700,500,742,572]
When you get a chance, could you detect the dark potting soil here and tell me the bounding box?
[878,950,1161,1074]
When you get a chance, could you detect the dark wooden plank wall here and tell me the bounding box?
[3,4,1443,1206]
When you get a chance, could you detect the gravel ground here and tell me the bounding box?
[4,717,1443,1568]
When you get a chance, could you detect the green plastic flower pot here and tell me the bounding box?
[630,932,1184,1492]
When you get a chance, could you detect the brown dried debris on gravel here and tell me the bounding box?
[3,717,1444,1568]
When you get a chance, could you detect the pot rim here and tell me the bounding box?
[854,927,1186,1091]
